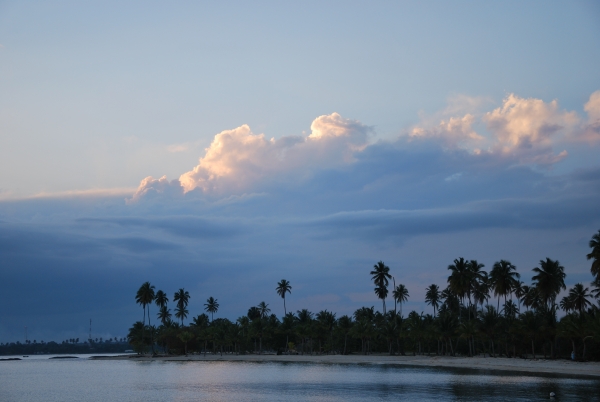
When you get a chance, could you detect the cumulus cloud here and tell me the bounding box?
[128,92,600,203]
[127,175,183,204]
[410,114,483,149]
[581,90,600,142]
[483,94,577,164]
[409,93,586,166]
[129,113,371,201]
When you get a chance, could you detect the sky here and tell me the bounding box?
[1,1,599,343]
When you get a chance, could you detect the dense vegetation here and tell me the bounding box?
[126,230,600,361]
[0,337,130,356]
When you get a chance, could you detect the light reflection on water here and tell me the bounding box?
[1,357,599,402]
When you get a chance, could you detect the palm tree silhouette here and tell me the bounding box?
[155,290,168,310]
[204,297,219,322]
[276,279,292,315]
[567,283,592,316]
[257,301,270,318]
[135,282,155,354]
[425,284,441,317]
[136,282,156,327]
[447,258,470,310]
[490,260,520,310]
[392,284,409,317]
[467,260,486,316]
[157,305,172,325]
[370,261,391,314]
[532,258,566,309]
[587,230,600,278]
[173,288,190,325]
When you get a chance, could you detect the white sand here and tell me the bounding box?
[94,353,600,378]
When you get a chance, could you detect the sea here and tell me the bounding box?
[1,354,599,401]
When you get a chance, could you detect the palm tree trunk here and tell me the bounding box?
[532,339,535,359]
[283,297,286,316]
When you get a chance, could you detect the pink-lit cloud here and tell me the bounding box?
[128,113,370,202]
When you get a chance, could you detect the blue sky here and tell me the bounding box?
[1,1,599,342]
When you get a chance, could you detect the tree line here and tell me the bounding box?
[128,230,600,361]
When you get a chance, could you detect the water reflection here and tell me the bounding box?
[0,358,599,402]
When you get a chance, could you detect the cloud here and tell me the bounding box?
[129,113,371,201]
[410,114,483,148]
[483,94,578,164]
[409,93,586,166]
[127,175,183,204]
[581,90,600,143]
[127,92,600,204]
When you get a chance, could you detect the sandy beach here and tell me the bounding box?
[93,353,600,378]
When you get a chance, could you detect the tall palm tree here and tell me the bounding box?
[276,279,292,315]
[135,282,156,326]
[370,261,392,314]
[467,260,486,317]
[490,260,520,310]
[532,258,566,309]
[204,297,219,322]
[173,288,190,325]
[393,284,409,316]
[588,230,600,278]
[425,284,441,317]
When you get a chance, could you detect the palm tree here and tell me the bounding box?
[447,257,470,309]
[514,280,525,311]
[155,290,169,310]
[173,288,190,325]
[425,284,441,317]
[568,283,592,316]
[257,301,271,318]
[174,305,189,325]
[521,285,542,311]
[393,284,409,316]
[370,261,392,314]
[532,258,566,309]
[157,305,172,325]
[588,230,600,278]
[276,279,292,315]
[467,260,486,304]
[490,260,520,310]
[204,297,219,321]
[136,282,156,326]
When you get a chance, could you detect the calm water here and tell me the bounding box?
[1,355,599,401]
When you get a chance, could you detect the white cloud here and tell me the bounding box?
[410,93,583,166]
[128,113,371,201]
[483,94,578,164]
[581,90,600,143]
[127,175,183,204]
[410,114,483,148]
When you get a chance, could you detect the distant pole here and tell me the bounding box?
[25,326,27,343]
[89,319,92,342]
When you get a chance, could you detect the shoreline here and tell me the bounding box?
[92,353,600,378]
